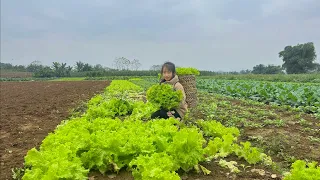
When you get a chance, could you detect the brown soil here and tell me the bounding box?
[0,81,110,180]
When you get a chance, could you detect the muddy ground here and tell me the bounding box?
[0,81,110,180]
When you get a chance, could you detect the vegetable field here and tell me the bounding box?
[0,81,110,180]
[1,77,320,180]
[197,79,320,114]
[17,80,278,180]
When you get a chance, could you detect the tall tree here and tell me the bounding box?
[82,63,93,71]
[240,69,252,74]
[34,66,55,78]
[60,63,67,76]
[279,42,317,74]
[52,62,61,76]
[252,64,266,74]
[52,62,68,77]
[93,64,104,71]
[66,66,73,76]
[26,61,43,72]
[0,63,13,69]
[252,64,283,74]
[15,65,27,71]
[264,65,283,74]
[75,61,84,72]
[313,63,320,72]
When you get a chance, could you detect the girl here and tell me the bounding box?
[151,62,188,120]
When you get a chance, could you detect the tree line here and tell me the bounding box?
[1,42,319,77]
[0,58,144,78]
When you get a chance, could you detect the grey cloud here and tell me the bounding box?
[1,0,319,71]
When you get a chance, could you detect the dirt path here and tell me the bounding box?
[0,81,110,180]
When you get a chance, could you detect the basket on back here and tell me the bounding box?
[178,75,198,108]
[176,67,200,108]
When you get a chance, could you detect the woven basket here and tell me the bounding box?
[178,75,198,108]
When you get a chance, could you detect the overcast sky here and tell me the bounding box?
[1,0,319,71]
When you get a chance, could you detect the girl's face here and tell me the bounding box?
[162,66,173,81]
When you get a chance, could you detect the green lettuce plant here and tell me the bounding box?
[146,84,183,110]
[176,67,200,76]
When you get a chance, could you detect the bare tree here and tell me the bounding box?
[150,65,162,71]
[112,59,120,70]
[122,57,131,70]
[113,57,131,70]
[113,57,124,70]
[131,59,141,71]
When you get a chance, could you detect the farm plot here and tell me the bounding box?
[0,81,110,180]
[4,79,320,180]
[15,80,320,180]
[15,80,280,180]
[197,79,320,114]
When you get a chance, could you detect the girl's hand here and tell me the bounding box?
[167,111,175,117]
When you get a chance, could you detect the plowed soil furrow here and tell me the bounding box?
[0,81,110,180]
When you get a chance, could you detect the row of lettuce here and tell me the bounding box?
[21,80,319,179]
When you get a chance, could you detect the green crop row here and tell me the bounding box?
[199,74,320,83]
[197,79,320,113]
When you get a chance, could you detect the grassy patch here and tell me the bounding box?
[50,77,86,81]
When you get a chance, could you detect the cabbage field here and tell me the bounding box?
[197,79,320,114]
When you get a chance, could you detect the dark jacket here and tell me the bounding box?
[160,75,188,119]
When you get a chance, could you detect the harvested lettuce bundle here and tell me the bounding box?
[176,67,200,76]
[146,84,183,110]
